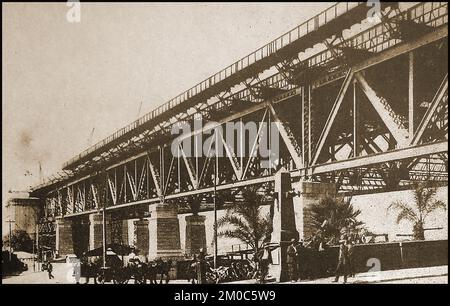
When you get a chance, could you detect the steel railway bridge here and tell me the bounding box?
[30,2,447,265]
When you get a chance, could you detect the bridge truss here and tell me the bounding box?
[31,2,448,220]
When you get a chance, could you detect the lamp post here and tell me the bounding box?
[213,130,218,270]
[102,199,106,269]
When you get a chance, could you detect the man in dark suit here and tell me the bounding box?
[295,239,306,280]
[347,239,356,278]
[333,236,349,283]
[286,238,298,282]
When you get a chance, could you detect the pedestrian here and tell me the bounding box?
[287,238,298,282]
[73,260,81,284]
[333,236,349,283]
[295,239,305,280]
[46,260,54,279]
[196,248,207,284]
[317,235,328,278]
[188,255,198,284]
[259,246,270,284]
[347,239,355,278]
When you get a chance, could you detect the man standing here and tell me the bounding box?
[347,239,355,278]
[295,240,305,281]
[333,236,348,283]
[286,238,298,282]
[197,248,207,284]
[46,260,54,279]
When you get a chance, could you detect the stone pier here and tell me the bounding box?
[55,218,74,257]
[89,213,111,250]
[121,219,129,245]
[269,168,298,282]
[297,181,336,240]
[134,219,149,258]
[148,204,183,260]
[185,214,207,256]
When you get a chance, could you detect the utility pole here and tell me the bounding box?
[36,224,39,271]
[102,198,106,269]
[6,219,15,261]
[32,239,35,271]
[213,130,218,270]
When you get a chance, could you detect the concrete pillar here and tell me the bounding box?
[72,218,90,256]
[56,218,74,257]
[89,213,111,250]
[269,168,298,282]
[128,219,136,247]
[121,219,129,245]
[298,181,336,240]
[148,204,183,260]
[185,214,206,256]
[134,219,149,258]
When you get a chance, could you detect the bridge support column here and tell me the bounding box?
[121,219,129,245]
[56,218,74,257]
[297,181,336,240]
[269,168,298,282]
[148,204,183,260]
[134,219,149,258]
[89,213,111,250]
[185,214,206,256]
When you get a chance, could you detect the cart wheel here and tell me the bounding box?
[96,274,104,284]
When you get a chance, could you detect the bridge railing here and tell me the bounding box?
[62,2,365,169]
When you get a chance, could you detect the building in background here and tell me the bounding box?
[5,194,43,241]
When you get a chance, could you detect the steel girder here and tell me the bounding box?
[36,2,448,219]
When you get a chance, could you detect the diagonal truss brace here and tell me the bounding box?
[179,144,198,189]
[311,68,354,166]
[218,129,242,179]
[106,173,117,205]
[268,103,304,169]
[147,155,163,197]
[411,73,448,145]
[242,109,268,179]
[355,73,410,148]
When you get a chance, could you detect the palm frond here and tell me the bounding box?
[388,200,419,224]
[424,200,447,217]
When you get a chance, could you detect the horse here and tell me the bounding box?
[186,260,198,284]
[155,259,172,284]
[143,258,173,284]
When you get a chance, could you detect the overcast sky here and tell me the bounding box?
[2,2,334,227]
[3,2,445,242]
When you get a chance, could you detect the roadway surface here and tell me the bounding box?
[2,264,447,284]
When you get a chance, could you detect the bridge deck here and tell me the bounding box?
[32,3,448,196]
[62,2,395,171]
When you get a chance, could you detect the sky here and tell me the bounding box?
[2,2,334,231]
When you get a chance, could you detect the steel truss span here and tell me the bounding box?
[32,2,448,220]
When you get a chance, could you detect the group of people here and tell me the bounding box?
[286,234,356,283]
[286,238,311,282]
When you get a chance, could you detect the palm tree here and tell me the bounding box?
[388,181,446,240]
[217,187,272,263]
[310,195,364,245]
